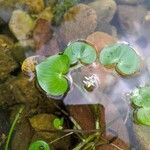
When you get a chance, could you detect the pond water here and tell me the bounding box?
[0,0,150,150]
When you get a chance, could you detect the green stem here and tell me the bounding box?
[72,133,97,150]
[5,105,24,150]
[50,132,74,144]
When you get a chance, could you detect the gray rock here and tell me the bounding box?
[89,0,117,23]
[59,4,97,44]
[118,5,147,36]
[116,0,145,5]
[134,124,150,150]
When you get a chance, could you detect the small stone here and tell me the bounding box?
[0,47,18,81]
[8,74,43,106]
[9,9,34,41]
[116,0,144,5]
[133,124,150,150]
[29,114,56,131]
[38,7,53,21]
[86,32,117,53]
[24,0,45,14]
[33,18,53,50]
[89,0,117,23]
[11,119,34,150]
[96,21,117,37]
[58,4,97,44]
[118,5,147,36]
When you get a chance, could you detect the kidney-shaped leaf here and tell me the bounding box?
[36,54,70,96]
[64,41,97,65]
[99,43,141,75]
[131,86,150,108]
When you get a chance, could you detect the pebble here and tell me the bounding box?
[59,4,97,44]
[86,32,117,53]
[9,9,34,41]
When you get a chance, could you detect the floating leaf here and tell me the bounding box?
[36,54,70,96]
[28,140,50,150]
[131,86,150,108]
[64,41,97,65]
[53,117,64,129]
[99,43,141,75]
[136,108,150,126]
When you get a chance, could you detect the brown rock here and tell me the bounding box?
[96,137,130,150]
[0,47,18,82]
[86,32,117,52]
[67,105,105,131]
[30,113,71,150]
[33,18,53,50]
[36,36,59,56]
[8,74,44,106]
[58,4,97,45]
[11,119,34,150]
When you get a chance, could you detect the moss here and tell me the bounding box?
[52,0,79,26]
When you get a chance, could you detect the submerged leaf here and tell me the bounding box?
[64,41,97,65]
[131,86,150,108]
[36,54,70,96]
[99,43,141,75]
[28,140,50,150]
[136,108,150,126]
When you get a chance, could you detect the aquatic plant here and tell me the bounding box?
[130,86,150,125]
[28,140,50,150]
[36,41,97,97]
[5,105,24,150]
[53,117,64,129]
[36,54,70,96]
[99,43,141,75]
[52,0,79,25]
[64,41,97,65]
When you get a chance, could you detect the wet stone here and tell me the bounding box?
[0,48,18,82]
[86,32,117,53]
[133,124,150,150]
[117,5,147,36]
[9,9,34,41]
[67,105,105,132]
[33,18,53,51]
[24,0,45,14]
[89,0,117,23]
[30,113,71,150]
[11,119,34,150]
[7,74,43,106]
[58,4,97,45]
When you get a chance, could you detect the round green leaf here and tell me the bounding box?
[136,108,150,126]
[64,41,97,65]
[53,117,64,129]
[36,54,70,96]
[131,86,150,108]
[28,140,50,150]
[99,43,140,75]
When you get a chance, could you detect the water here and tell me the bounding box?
[0,0,150,150]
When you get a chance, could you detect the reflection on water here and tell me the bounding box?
[0,0,150,149]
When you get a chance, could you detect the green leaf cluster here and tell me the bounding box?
[36,41,96,97]
[130,86,150,125]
